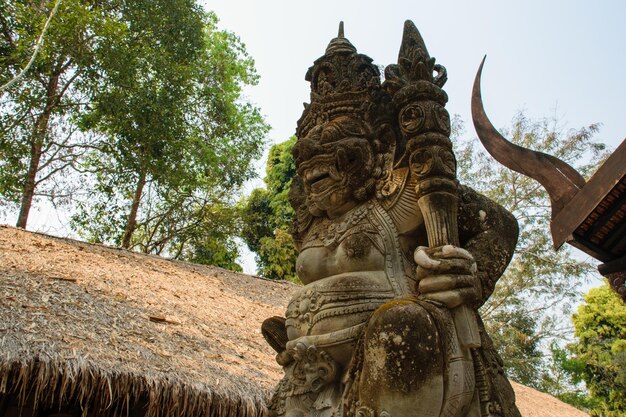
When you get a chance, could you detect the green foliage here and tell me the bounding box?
[486,308,543,384]
[161,197,243,272]
[265,136,297,222]
[240,188,273,254]
[71,5,268,256]
[0,1,267,264]
[241,136,299,281]
[258,228,298,281]
[568,284,626,416]
[538,342,598,411]
[453,112,607,389]
[0,0,123,223]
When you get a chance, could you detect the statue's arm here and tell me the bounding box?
[457,185,519,307]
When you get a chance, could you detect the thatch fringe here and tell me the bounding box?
[0,356,268,417]
[0,226,290,417]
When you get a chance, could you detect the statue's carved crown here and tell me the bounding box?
[296,21,450,155]
[296,23,388,138]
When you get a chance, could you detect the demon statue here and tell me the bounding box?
[261,21,521,417]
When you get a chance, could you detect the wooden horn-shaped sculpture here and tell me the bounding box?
[471,57,586,219]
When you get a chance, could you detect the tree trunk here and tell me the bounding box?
[16,73,60,229]
[121,169,147,249]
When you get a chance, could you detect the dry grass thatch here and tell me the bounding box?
[510,381,589,417]
[0,225,294,417]
[0,225,589,417]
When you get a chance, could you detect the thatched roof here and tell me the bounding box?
[0,225,292,417]
[510,381,588,417]
[0,225,589,417]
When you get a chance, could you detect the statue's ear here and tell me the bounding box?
[261,316,288,354]
[289,174,313,246]
[289,174,306,211]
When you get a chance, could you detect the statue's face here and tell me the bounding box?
[294,116,376,219]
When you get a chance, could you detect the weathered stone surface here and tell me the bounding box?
[263,21,521,417]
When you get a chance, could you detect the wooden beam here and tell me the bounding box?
[551,138,626,250]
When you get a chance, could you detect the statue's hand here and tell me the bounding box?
[277,337,314,367]
[285,336,314,358]
[414,245,481,309]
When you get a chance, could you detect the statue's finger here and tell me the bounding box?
[417,245,474,260]
[417,257,474,275]
[421,287,477,309]
[414,248,442,269]
[418,274,474,293]
[439,245,474,261]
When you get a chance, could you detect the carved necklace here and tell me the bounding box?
[303,203,374,250]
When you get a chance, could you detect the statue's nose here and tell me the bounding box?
[294,138,319,165]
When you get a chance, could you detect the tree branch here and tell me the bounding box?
[34,161,72,185]
[0,0,63,92]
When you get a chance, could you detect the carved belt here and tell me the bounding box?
[285,271,396,338]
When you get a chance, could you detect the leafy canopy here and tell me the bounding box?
[71,5,268,260]
[0,0,126,222]
[241,136,298,281]
[0,0,268,268]
[453,112,606,388]
[568,284,626,417]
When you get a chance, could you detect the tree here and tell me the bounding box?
[568,283,626,417]
[0,0,61,93]
[257,228,299,280]
[543,342,600,411]
[241,136,299,281]
[71,6,268,253]
[453,111,607,387]
[137,191,244,271]
[0,0,123,227]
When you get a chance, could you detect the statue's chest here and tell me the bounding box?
[288,203,419,346]
[285,270,396,342]
[296,234,385,283]
[296,205,385,283]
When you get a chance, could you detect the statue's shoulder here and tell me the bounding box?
[457,184,518,240]
[379,167,411,210]
[378,167,424,234]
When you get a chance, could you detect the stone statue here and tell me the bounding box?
[262,21,522,417]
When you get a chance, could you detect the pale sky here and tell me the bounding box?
[204,0,625,151]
